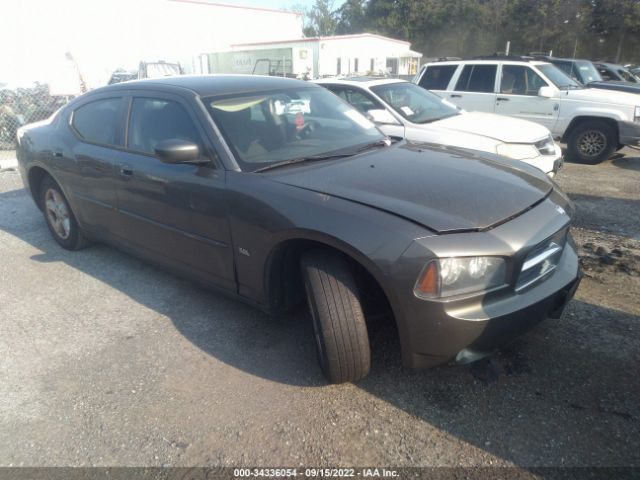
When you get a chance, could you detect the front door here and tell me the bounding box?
[494,64,560,132]
[114,94,235,290]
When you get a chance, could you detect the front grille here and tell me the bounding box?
[535,134,556,156]
[516,228,568,292]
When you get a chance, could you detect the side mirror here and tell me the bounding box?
[366,109,400,125]
[154,138,201,163]
[538,86,557,98]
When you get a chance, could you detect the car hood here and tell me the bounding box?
[587,81,640,94]
[432,112,551,143]
[564,86,640,104]
[267,143,552,233]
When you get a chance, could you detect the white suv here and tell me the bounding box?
[315,77,562,176]
[414,58,640,164]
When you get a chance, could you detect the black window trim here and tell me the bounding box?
[68,95,127,149]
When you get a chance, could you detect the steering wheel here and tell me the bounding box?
[295,120,320,139]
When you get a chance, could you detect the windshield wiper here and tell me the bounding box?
[254,152,354,173]
[254,139,392,173]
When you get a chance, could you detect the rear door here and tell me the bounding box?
[114,92,235,290]
[446,63,498,112]
[62,95,127,233]
[494,64,560,132]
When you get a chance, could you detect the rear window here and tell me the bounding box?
[455,64,497,93]
[419,65,458,90]
[71,98,123,146]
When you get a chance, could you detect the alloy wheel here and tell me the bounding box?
[45,189,71,240]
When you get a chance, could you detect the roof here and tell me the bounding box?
[314,77,407,88]
[169,0,301,16]
[423,59,549,66]
[232,33,412,48]
[97,74,315,97]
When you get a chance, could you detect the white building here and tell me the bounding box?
[207,33,422,79]
[1,0,304,89]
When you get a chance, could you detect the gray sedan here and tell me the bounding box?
[16,75,581,383]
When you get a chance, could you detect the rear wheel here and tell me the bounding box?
[566,121,616,164]
[300,249,371,384]
[40,176,89,250]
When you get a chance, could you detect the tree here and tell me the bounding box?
[302,0,339,37]
[335,0,368,34]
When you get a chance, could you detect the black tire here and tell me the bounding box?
[300,249,371,384]
[565,120,616,165]
[40,176,89,250]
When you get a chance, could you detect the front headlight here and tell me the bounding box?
[414,257,507,299]
[634,106,640,122]
[496,143,540,160]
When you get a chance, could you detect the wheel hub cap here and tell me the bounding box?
[45,189,71,239]
[578,130,606,158]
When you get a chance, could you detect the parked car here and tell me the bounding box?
[414,58,640,164]
[16,75,581,383]
[108,61,183,85]
[531,55,640,95]
[315,77,562,176]
[594,62,640,83]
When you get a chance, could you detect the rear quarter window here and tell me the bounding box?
[71,98,123,146]
[419,65,458,90]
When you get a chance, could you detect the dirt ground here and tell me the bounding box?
[0,149,638,475]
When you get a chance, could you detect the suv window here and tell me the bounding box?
[500,65,548,95]
[419,65,457,90]
[72,98,123,146]
[128,98,202,155]
[455,64,497,93]
[326,86,384,114]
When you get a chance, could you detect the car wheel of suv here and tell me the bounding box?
[300,249,371,384]
[566,121,615,164]
[40,176,89,250]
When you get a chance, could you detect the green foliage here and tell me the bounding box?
[304,0,640,63]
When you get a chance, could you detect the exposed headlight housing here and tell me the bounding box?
[634,106,640,122]
[496,143,540,160]
[414,257,507,299]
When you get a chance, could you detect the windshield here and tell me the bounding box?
[370,82,459,124]
[573,61,602,83]
[538,64,582,90]
[205,87,385,172]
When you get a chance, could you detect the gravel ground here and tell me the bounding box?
[0,150,638,473]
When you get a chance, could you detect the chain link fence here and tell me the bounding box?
[0,84,70,162]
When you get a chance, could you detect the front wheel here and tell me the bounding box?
[40,176,89,250]
[565,121,616,165]
[300,249,371,384]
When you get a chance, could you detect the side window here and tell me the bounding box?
[128,98,202,155]
[72,98,123,146]
[455,64,497,93]
[419,65,457,90]
[325,86,384,114]
[500,65,549,95]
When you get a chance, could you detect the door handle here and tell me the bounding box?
[496,97,510,102]
[53,151,63,158]
[450,94,462,98]
[120,164,133,176]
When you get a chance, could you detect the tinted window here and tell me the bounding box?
[455,65,497,93]
[500,65,548,95]
[326,86,384,114]
[72,98,122,146]
[128,98,202,155]
[419,65,457,90]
